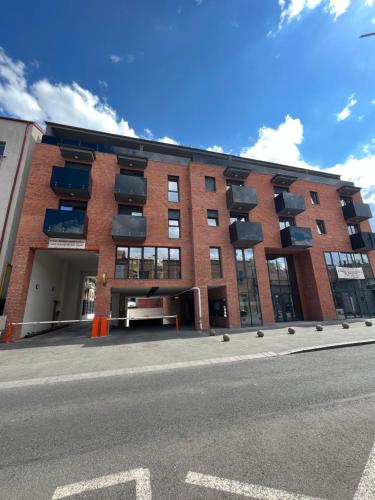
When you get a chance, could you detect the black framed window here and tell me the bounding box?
[310,191,320,205]
[115,247,181,279]
[210,247,222,278]
[226,179,244,190]
[118,205,143,216]
[348,224,360,235]
[316,220,327,235]
[59,200,87,212]
[64,161,91,171]
[205,176,216,192]
[235,248,262,326]
[279,217,295,229]
[120,169,144,177]
[230,212,249,224]
[0,141,5,156]
[207,209,219,226]
[168,176,179,202]
[340,196,352,207]
[168,209,180,239]
[274,186,289,197]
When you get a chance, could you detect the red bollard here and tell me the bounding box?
[91,317,100,338]
[99,316,109,337]
[175,315,179,335]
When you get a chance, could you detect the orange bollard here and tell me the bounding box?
[175,315,179,335]
[99,316,109,337]
[91,317,100,338]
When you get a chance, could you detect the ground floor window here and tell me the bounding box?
[115,246,181,279]
[235,248,262,326]
[324,251,375,318]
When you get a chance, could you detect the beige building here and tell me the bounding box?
[0,117,43,314]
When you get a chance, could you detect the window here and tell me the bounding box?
[120,169,144,177]
[205,176,216,192]
[65,161,91,171]
[348,224,360,235]
[274,186,289,197]
[207,209,219,226]
[59,200,87,212]
[230,212,249,224]
[316,220,327,235]
[168,176,179,202]
[168,209,180,239]
[115,247,181,279]
[210,247,222,278]
[118,205,143,216]
[340,196,352,207]
[310,191,320,205]
[279,217,295,229]
[226,179,244,190]
[0,141,5,156]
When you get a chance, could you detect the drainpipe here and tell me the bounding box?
[174,286,203,330]
[0,123,30,256]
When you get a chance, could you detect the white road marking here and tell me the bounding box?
[353,442,375,499]
[51,468,151,499]
[185,471,324,500]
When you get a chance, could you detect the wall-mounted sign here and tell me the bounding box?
[48,239,86,250]
[336,266,365,280]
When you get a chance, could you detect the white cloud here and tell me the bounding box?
[109,54,122,64]
[98,79,108,89]
[0,47,136,136]
[240,115,312,168]
[126,54,135,64]
[372,17,375,24]
[144,128,153,139]
[278,0,371,28]
[157,136,180,145]
[336,94,357,121]
[195,0,203,5]
[207,145,225,153]
[372,99,375,104]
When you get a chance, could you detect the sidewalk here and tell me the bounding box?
[0,319,374,384]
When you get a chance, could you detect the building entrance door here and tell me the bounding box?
[272,292,297,322]
[341,291,361,318]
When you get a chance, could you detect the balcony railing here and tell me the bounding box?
[274,192,306,217]
[114,174,147,204]
[350,232,375,251]
[112,214,147,242]
[342,202,372,223]
[43,209,88,239]
[280,226,313,249]
[50,166,91,199]
[229,221,263,247]
[226,185,258,211]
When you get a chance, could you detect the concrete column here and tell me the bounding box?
[194,285,209,330]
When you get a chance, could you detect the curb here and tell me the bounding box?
[278,338,375,356]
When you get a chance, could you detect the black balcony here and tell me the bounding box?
[274,192,306,217]
[229,221,263,247]
[280,226,313,249]
[114,174,147,204]
[226,185,258,211]
[59,145,95,162]
[350,232,375,251]
[112,214,147,242]
[43,209,87,239]
[342,202,372,223]
[117,155,148,170]
[50,166,91,199]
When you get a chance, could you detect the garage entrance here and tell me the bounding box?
[21,250,98,337]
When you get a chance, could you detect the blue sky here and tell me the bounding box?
[0,0,375,212]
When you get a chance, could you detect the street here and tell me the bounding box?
[1,344,375,499]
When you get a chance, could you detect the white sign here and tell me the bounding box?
[48,239,86,249]
[336,266,365,280]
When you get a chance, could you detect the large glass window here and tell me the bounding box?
[168,176,179,202]
[168,209,180,239]
[235,248,261,326]
[118,205,143,216]
[210,247,222,278]
[115,247,181,279]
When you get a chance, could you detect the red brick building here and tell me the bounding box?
[4,122,375,335]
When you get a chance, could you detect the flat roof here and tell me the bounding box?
[45,121,342,182]
[0,115,45,134]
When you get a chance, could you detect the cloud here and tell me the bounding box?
[207,145,225,153]
[126,54,135,64]
[157,136,180,145]
[0,47,136,136]
[109,54,122,64]
[278,0,371,28]
[144,128,153,139]
[98,79,108,89]
[195,0,203,5]
[240,115,312,168]
[336,94,357,122]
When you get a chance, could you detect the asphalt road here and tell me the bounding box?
[1,345,375,499]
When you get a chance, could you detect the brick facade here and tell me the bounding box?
[4,133,375,332]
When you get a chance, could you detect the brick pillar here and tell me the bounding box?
[254,246,275,324]
[4,246,35,330]
[194,285,209,330]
